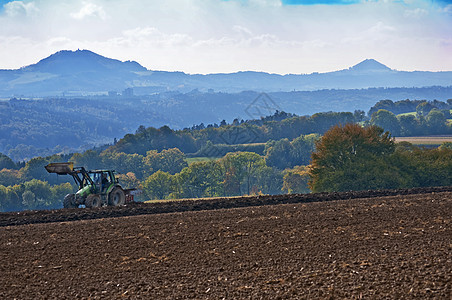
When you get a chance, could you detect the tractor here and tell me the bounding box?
[45,162,137,208]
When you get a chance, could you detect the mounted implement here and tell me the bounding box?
[45,162,136,208]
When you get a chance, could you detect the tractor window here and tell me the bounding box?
[90,173,101,184]
[101,173,110,184]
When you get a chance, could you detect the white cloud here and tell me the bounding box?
[4,1,38,17]
[404,8,428,18]
[368,21,396,34]
[443,4,452,14]
[0,0,451,73]
[70,1,107,20]
[233,25,253,37]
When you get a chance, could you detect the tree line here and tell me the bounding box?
[0,132,318,210]
[1,97,451,211]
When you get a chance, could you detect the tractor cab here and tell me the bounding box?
[88,170,114,193]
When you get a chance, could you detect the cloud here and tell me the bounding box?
[233,25,253,37]
[443,4,452,13]
[0,0,451,74]
[368,21,396,34]
[404,8,428,18]
[70,1,107,20]
[4,1,38,16]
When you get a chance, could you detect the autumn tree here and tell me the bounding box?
[309,124,400,192]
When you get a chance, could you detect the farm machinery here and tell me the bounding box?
[45,162,138,208]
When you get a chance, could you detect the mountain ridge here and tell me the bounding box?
[0,50,451,97]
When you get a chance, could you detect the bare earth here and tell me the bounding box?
[1,191,451,299]
[395,136,452,145]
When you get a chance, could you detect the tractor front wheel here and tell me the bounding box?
[108,187,125,206]
[63,194,77,208]
[85,194,102,208]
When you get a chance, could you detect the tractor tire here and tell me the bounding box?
[63,194,77,208]
[108,187,125,206]
[85,194,102,208]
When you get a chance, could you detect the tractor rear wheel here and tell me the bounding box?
[108,187,125,206]
[85,194,102,208]
[63,194,77,208]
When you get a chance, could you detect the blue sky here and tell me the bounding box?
[0,0,451,74]
[282,0,360,4]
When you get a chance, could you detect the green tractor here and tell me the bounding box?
[45,162,136,208]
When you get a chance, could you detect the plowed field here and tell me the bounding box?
[1,190,451,299]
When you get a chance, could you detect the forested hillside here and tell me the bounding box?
[1,86,451,161]
[1,98,451,212]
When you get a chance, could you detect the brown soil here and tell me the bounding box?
[1,186,452,227]
[0,190,451,299]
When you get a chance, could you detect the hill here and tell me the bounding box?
[1,87,451,161]
[0,50,451,97]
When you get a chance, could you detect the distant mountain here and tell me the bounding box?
[0,50,451,97]
[347,59,392,72]
[26,49,146,74]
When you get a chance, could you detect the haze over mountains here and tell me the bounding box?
[0,49,451,97]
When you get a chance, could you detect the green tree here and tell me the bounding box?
[0,168,21,186]
[70,150,102,170]
[177,161,224,198]
[22,190,38,210]
[353,110,366,122]
[2,185,22,211]
[50,183,73,206]
[370,109,401,135]
[255,165,283,195]
[265,138,292,169]
[142,170,174,200]
[290,134,319,166]
[23,179,52,208]
[426,109,447,134]
[265,134,318,169]
[220,152,266,195]
[116,172,140,189]
[0,153,16,170]
[282,166,311,194]
[396,147,452,188]
[0,185,6,211]
[144,148,187,176]
[101,151,146,179]
[416,101,434,116]
[20,157,50,181]
[398,115,419,136]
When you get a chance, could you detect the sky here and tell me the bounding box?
[0,0,451,74]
